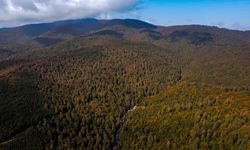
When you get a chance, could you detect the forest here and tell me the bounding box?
[0,19,249,150]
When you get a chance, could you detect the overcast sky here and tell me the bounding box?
[0,0,249,30]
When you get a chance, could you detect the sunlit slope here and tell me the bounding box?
[119,83,250,149]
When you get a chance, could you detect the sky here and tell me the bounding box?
[0,0,249,30]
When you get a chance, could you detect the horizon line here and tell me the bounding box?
[0,18,249,32]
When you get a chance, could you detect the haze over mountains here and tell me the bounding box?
[0,19,250,149]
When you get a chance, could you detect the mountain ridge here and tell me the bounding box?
[1,18,248,32]
[0,18,250,57]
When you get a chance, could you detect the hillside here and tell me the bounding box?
[119,82,250,149]
[0,19,249,150]
[0,19,156,55]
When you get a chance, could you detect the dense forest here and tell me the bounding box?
[0,19,249,150]
[119,83,250,149]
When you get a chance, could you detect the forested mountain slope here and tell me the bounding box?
[0,19,156,54]
[0,19,249,150]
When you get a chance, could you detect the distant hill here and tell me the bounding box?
[0,19,156,52]
[0,18,249,54]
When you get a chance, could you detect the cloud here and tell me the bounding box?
[0,0,140,26]
[231,23,250,31]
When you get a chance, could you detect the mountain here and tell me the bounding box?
[1,18,249,54]
[0,18,156,53]
[0,19,249,150]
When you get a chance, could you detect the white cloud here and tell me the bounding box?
[0,0,140,26]
[231,23,250,31]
